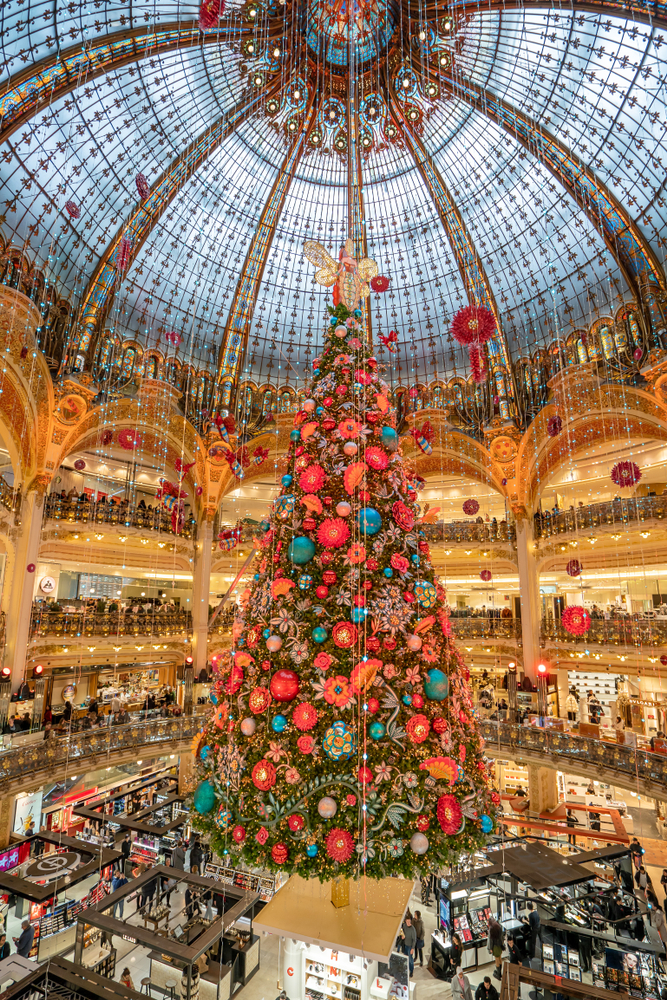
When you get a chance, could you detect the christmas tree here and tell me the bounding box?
[192,243,498,880]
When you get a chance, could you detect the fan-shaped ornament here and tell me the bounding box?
[561,606,591,636]
[611,461,641,488]
[116,236,132,272]
[370,275,390,292]
[566,559,582,578]
[547,415,562,437]
[199,0,224,30]
[451,305,496,384]
[65,200,80,220]
[135,173,150,200]
[462,499,479,516]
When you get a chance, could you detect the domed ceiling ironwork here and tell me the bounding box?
[0,0,665,398]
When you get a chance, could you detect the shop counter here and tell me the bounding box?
[150,954,233,1000]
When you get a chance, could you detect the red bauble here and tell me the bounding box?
[404,591,415,603]
[323,396,334,406]
[321,551,333,565]
[366,697,380,714]
[383,636,397,651]
[363,580,373,590]
[432,717,448,734]
[323,496,333,505]
[316,585,329,598]
[480,569,492,582]
[271,842,289,865]
[566,559,582,578]
[412,694,424,709]
[303,516,317,530]
[547,414,562,437]
[323,570,337,584]
[416,814,430,832]
[358,765,373,784]
[323,418,336,431]
[660,655,667,666]
[270,669,300,702]
[463,499,480,516]
[366,637,381,653]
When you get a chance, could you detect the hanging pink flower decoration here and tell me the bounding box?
[561,605,591,636]
[566,559,582,578]
[65,200,80,219]
[547,415,562,437]
[462,499,479,516]
[117,428,141,451]
[135,173,150,200]
[199,0,224,30]
[480,569,492,582]
[116,236,132,272]
[451,305,495,384]
[611,461,641,488]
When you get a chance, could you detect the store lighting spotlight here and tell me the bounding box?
[1,666,10,679]
[508,661,516,669]
[185,656,193,665]
[33,664,44,677]
[537,663,547,674]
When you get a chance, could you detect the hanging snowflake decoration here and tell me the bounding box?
[566,559,582,578]
[135,173,150,200]
[65,200,80,219]
[561,606,591,636]
[462,499,480,516]
[611,461,641,488]
[547,415,562,437]
[199,0,224,29]
[451,305,496,384]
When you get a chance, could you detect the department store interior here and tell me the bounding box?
[0,0,665,998]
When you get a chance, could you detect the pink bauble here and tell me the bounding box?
[240,718,256,736]
[266,635,282,652]
[317,796,337,818]
[270,669,300,702]
[343,441,358,456]
[406,635,422,651]
[336,502,351,517]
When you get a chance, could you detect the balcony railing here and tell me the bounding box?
[29,609,193,638]
[0,715,204,789]
[480,720,667,796]
[535,495,667,539]
[449,617,521,640]
[541,615,667,647]
[44,496,196,538]
[421,520,516,545]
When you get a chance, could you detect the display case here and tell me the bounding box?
[303,944,377,1000]
[592,947,661,998]
[205,863,276,902]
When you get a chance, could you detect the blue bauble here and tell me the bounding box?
[200,745,211,760]
[290,429,300,441]
[351,607,368,624]
[312,626,328,643]
[289,536,316,564]
[424,668,449,701]
[298,574,313,591]
[209,692,218,705]
[369,721,386,740]
[253,573,260,582]
[403,694,413,706]
[260,519,271,533]
[383,567,393,578]
[481,814,494,833]
[272,714,288,733]
[357,508,382,536]
[307,844,319,857]
[281,474,293,487]
[381,426,398,452]
[354,309,362,319]
[330,317,337,326]
[313,369,320,375]
[193,780,216,815]
[323,720,356,760]
[263,628,271,638]
[411,554,420,566]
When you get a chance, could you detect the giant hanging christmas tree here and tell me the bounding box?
[192,241,498,880]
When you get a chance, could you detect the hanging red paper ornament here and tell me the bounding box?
[199,0,224,30]
[611,461,641,488]
[462,499,479,516]
[116,236,132,272]
[480,569,492,582]
[451,305,496,384]
[101,429,113,446]
[566,559,582,577]
[117,428,141,451]
[65,200,80,219]
[547,415,562,437]
[27,564,35,573]
[561,606,591,636]
[660,654,667,666]
[74,459,86,471]
[370,275,390,292]
[135,173,150,200]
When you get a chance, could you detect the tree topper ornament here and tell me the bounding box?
[304,238,380,310]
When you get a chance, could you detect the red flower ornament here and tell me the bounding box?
[292,703,318,731]
[611,461,641,488]
[451,305,496,384]
[325,828,355,862]
[252,760,276,791]
[561,605,591,636]
[317,518,350,548]
[437,794,463,835]
[462,499,480,516]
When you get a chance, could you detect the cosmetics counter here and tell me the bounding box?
[204,864,277,906]
[592,948,662,998]
[430,880,496,975]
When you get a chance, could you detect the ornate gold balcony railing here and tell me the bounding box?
[29,609,193,638]
[449,618,521,640]
[44,496,197,537]
[534,495,667,539]
[541,616,667,647]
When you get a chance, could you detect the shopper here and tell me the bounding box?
[661,869,667,909]
[487,918,505,980]
[564,689,578,721]
[413,910,425,967]
[190,838,203,874]
[14,920,33,958]
[120,833,131,872]
[475,977,499,1000]
[449,932,463,978]
[119,968,135,990]
[0,934,10,960]
[451,967,473,1000]
[172,840,186,870]
[614,715,625,732]
[401,915,416,975]
[635,866,651,893]
[524,902,540,958]
[630,838,643,869]
[588,805,601,832]
[566,809,579,846]
[651,902,667,948]
[111,872,128,918]
[506,935,526,967]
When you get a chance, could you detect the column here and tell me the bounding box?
[0,792,14,849]
[515,515,540,682]
[178,751,194,796]
[4,481,48,688]
[191,517,214,676]
[527,764,559,814]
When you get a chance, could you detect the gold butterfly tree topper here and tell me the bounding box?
[303,238,381,311]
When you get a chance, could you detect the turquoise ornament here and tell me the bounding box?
[209,692,218,705]
[275,494,295,519]
[298,574,313,590]
[383,567,393,578]
[200,745,211,760]
[263,628,271,638]
[402,694,413,706]
[289,536,316,564]
[272,714,288,733]
[316,406,325,415]
[411,554,420,566]
[357,508,382,535]
[307,844,319,857]
[322,720,356,761]
[216,805,233,831]
[260,518,271,533]
[312,626,328,643]
[424,668,449,701]
[290,429,300,441]
[369,721,386,740]
[193,780,216,815]
[351,607,367,623]
[415,581,437,608]
[381,426,398,451]
[253,573,260,582]
[330,317,337,326]
[354,308,362,319]
[281,474,293,487]
[481,814,494,833]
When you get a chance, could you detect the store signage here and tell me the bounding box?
[39,576,56,594]
[122,934,136,943]
[24,851,81,881]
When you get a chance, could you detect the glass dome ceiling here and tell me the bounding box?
[0,0,665,388]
